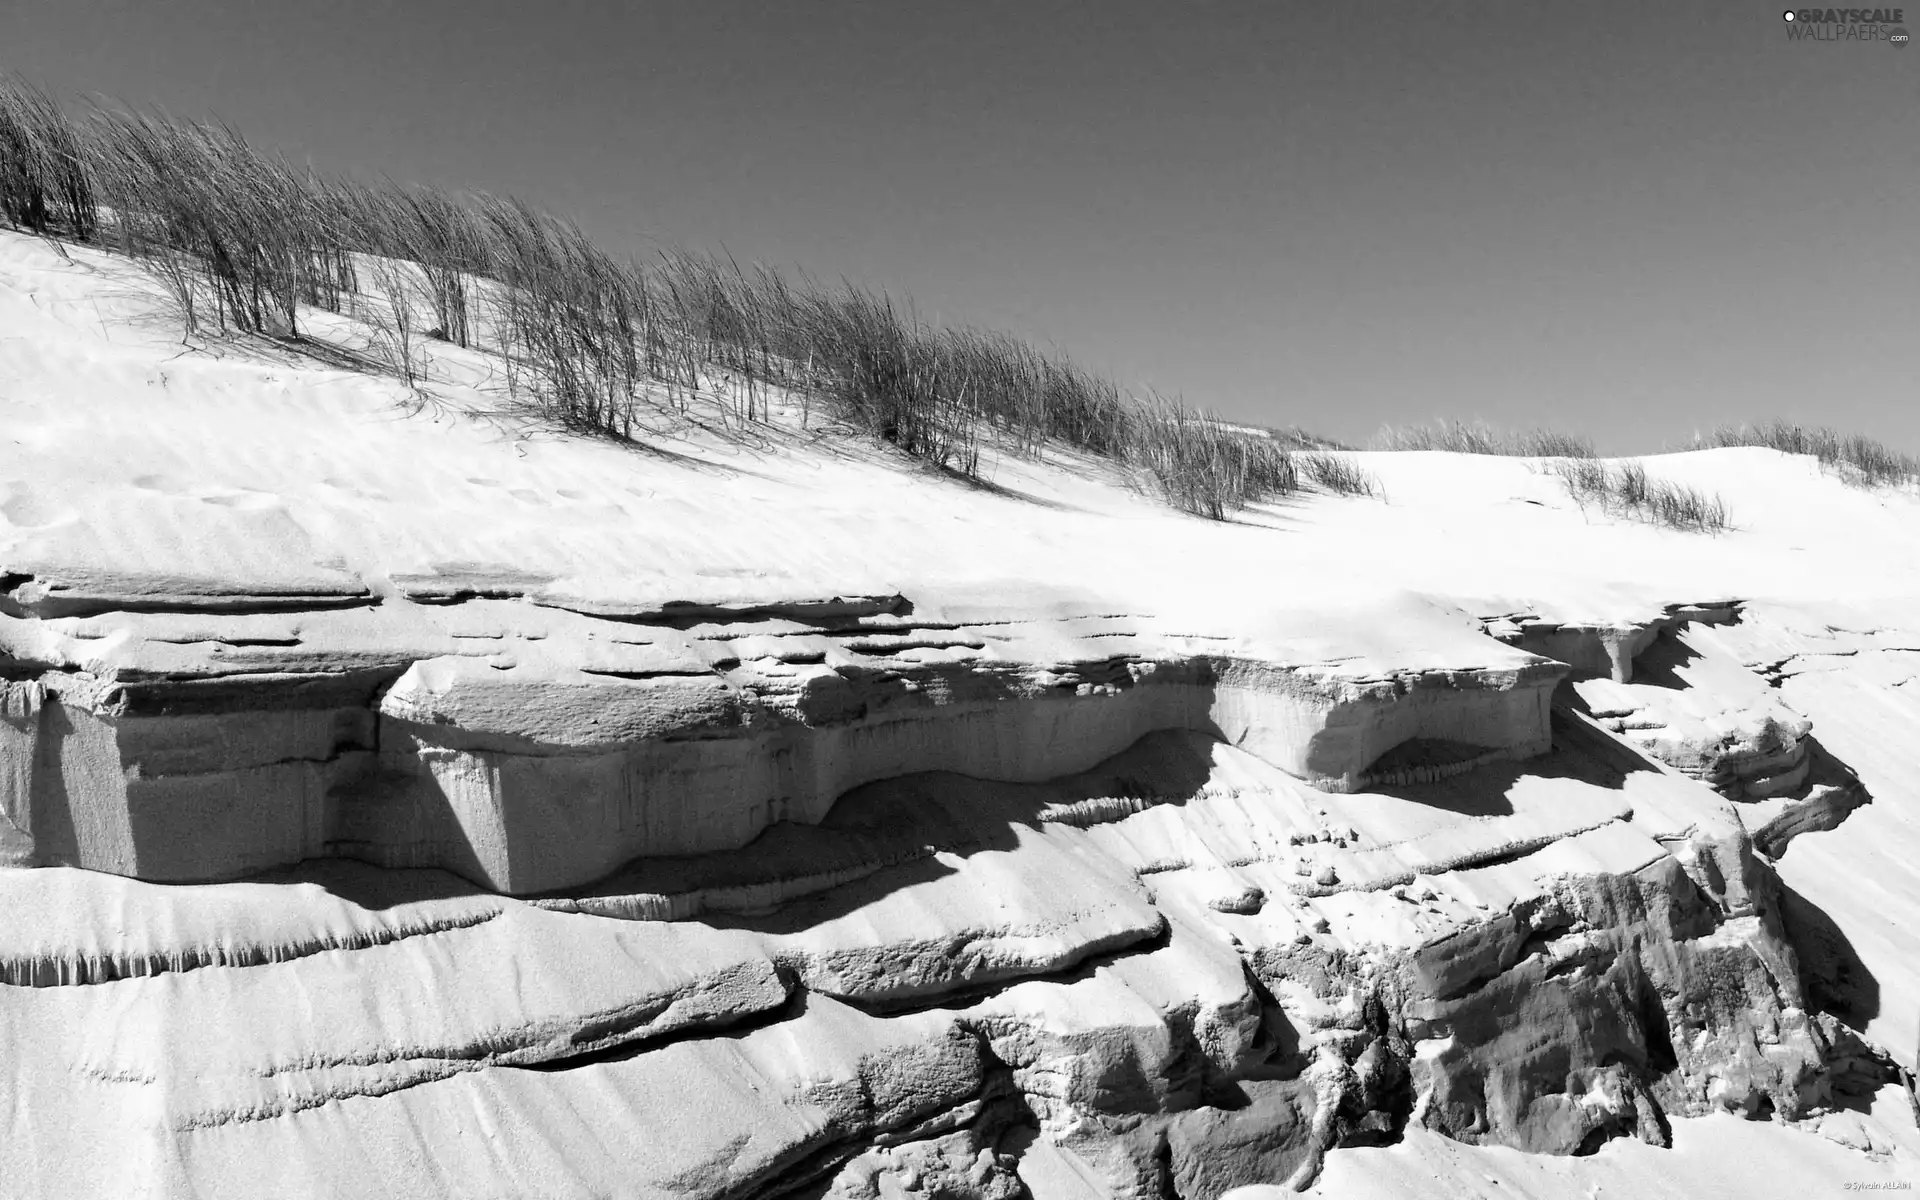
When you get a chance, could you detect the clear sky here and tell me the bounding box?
[3,1,1915,452]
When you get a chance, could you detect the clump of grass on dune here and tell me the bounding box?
[88,110,332,338]
[1371,419,1595,459]
[0,68,1318,522]
[1295,451,1378,497]
[1697,420,1920,490]
[1546,458,1729,533]
[1121,395,1298,519]
[0,74,95,241]
[1265,426,1351,451]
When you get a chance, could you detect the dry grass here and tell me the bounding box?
[0,74,94,241]
[1265,426,1352,451]
[1546,459,1729,533]
[1123,395,1297,519]
[1696,420,1920,490]
[1372,420,1595,459]
[0,69,1310,521]
[1296,451,1378,497]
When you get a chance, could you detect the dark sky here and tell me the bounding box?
[4,1,1916,451]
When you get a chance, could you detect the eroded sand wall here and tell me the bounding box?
[0,653,1565,892]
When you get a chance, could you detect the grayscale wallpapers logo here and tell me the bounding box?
[1782,8,1909,44]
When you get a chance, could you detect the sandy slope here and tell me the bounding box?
[6,234,1919,633]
